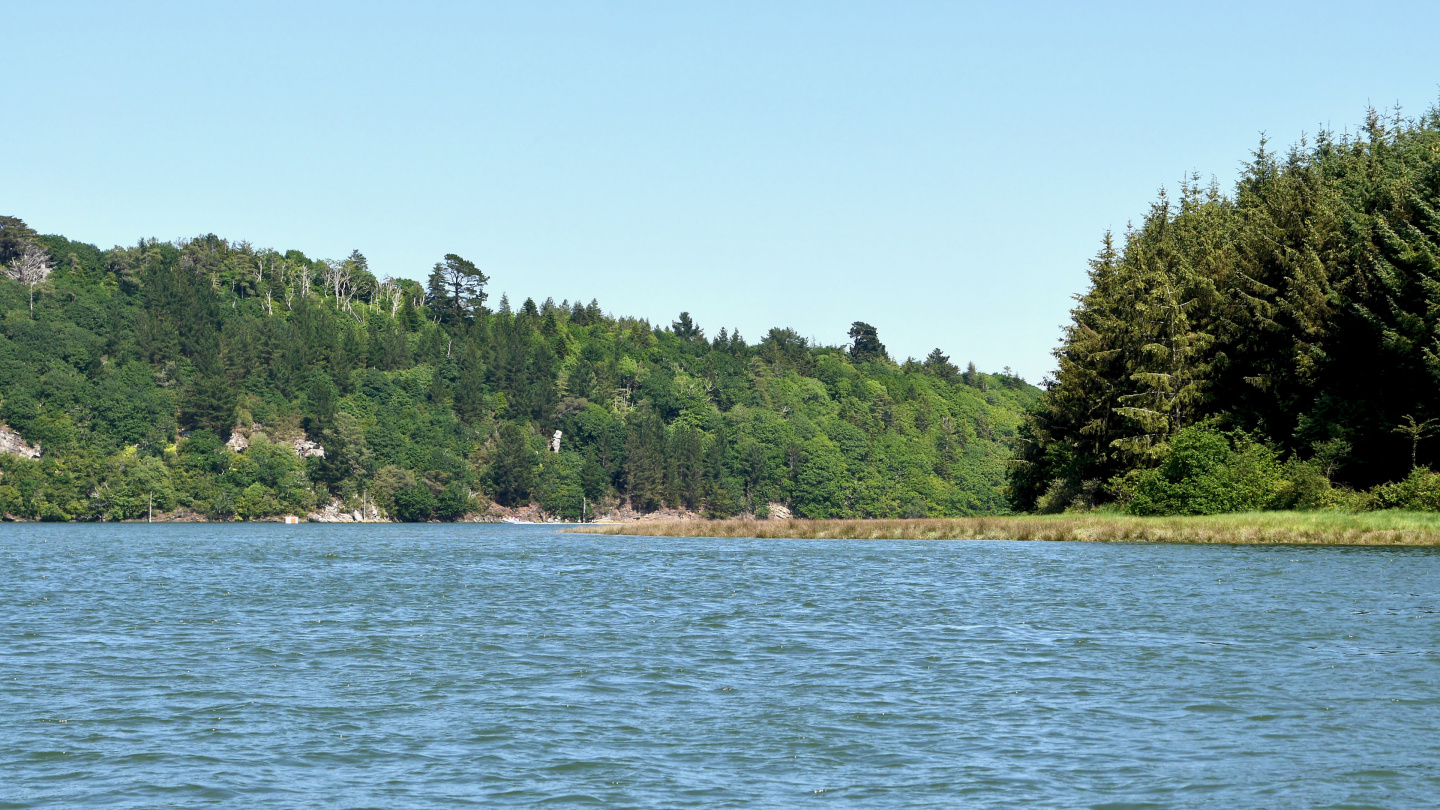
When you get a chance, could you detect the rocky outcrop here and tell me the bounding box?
[291,437,325,458]
[224,424,323,458]
[307,500,382,522]
[766,502,792,520]
[0,424,40,459]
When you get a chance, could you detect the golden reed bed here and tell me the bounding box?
[569,512,1440,545]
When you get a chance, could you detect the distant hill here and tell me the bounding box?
[0,221,1038,521]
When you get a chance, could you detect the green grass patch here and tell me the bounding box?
[568,511,1440,545]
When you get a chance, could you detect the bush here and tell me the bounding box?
[392,483,436,522]
[370,464,416,518]
[535,452,585,520]
[433,481,472,521]
[1273,459,1334,511]
[1370,468,1440,511]
[1118,426,1286,515]
[235,482,282,520]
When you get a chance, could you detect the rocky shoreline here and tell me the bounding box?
[3,501,795,524]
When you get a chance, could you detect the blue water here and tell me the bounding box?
[2,525,1439,808]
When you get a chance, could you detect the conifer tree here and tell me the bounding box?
[427,254,488,324]
[847,322,887,363]
[0,215,39,265]
[923,348,958,380]
[491,422,537,506]
[667,423,704,509]
[624,410,667,512]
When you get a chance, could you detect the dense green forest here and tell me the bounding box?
[1011,105,1440,515]
[0,217,1037,521]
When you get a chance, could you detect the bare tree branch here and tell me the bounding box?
[4,243,53,313]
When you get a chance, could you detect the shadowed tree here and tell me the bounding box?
[923,348,958,380]
[0,215,38,265]
[671,312,703,341]
[427,254,489,324]
[848,322,887,363]
[490,422,537,506]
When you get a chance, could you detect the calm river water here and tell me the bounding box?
[2,524,1438,807]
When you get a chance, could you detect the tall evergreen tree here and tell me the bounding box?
[0,215,39,265]
[490,422,537,506]
[625,409,668,512]
[427,253,489,324]
[848,321,887,363]
[668,423,705,509]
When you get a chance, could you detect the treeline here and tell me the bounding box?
[1011,104,1440,514]
[0,218,1037,521]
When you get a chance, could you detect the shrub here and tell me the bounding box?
[433,481,471,521]
[392,484,436,522]
[1273,459,1334,511]
[1118,426,1286,515]
[1370,468,1440,511]
[235,482,282,520]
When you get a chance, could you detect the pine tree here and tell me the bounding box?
[427,254,488,324]
[180,350,235,438]
[624,410,667,512]
[668,423,704,509]
[848,322,887,362]
[0,215,39,265]
[671,312,703,341]
[491,422,537,506]
[1109,195,1214,465]
[923,348,958,380]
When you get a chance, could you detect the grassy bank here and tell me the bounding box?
[568,511,1440,545]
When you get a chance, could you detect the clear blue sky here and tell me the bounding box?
[5,1,1439,381]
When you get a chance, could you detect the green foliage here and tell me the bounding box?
[847,321,887,363]
[1014,105,1440,515]
[1117,426,1286,516]
[536,452,586,520]
[1371,468,1440,512]
[489,422,537,506]
[0,216,40,265]
[426,253,488,324]
[369,464,416,517]
[434,481,472,521]
[791,437,848,518]
[393,483,436,522]
[0,220,1039,520]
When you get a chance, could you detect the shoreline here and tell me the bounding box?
[12,511,1440,545]
[565,512,1440,546]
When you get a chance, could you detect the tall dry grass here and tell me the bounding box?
[568,512,1440,545]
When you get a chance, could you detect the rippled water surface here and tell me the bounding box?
[3,524,1440,808]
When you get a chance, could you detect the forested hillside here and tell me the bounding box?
[1011,105,1440,514]
[0,218,1037,521]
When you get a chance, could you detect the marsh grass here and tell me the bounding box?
[569,511,1440,545]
